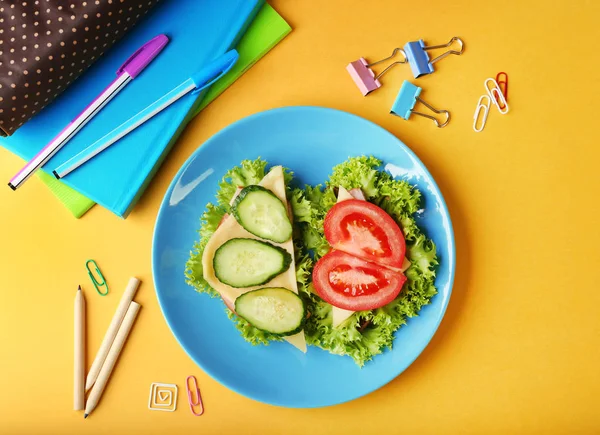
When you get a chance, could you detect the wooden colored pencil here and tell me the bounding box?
[84,302,141,418]
[74,285,85,410]
[85,277,140,391]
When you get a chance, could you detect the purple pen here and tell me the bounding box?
[8,34,169,190]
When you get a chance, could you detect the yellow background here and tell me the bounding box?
[1,0,599,433]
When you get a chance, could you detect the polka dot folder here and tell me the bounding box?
[0,0,159,137]
[0,0,264,218]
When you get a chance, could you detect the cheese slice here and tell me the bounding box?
[202,166,307,352]
[330,187,411,327]
[331,187,360,327]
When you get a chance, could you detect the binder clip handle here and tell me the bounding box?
[426,36,465,65]
[413,97,450,128]
[367,47,408,80]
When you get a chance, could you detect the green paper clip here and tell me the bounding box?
[86,259,109,296]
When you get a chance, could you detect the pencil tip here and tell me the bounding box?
[84,414,88,419]
[78,285,81,291]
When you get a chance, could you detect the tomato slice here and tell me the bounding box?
[324,199,406,270]
[312,250,406,310]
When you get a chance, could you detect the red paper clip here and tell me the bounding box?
[186,375,204,416]
[495,72,508,109]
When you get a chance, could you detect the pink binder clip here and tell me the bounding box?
[186,375,204,416]
[346,48,407,96]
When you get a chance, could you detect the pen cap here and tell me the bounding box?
[117,34,169,78]
[190,49,239,93]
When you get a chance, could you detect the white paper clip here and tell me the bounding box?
[485,78,509,114]
[473,95,491,132]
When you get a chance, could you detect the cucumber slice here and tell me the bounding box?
[213,238,292,288]
[231,185,293,243]
[235,287,305,336]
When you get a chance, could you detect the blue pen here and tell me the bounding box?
[53,49,239,179]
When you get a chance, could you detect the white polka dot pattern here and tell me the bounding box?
[0,0,159,136]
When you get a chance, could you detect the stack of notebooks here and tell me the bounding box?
[1,1,291,218]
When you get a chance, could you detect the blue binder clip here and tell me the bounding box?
[390,81,450,128]
[404,37,464,78]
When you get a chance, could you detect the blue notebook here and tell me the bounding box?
[0,0,263,218]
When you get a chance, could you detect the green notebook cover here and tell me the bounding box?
[40,3,291,218]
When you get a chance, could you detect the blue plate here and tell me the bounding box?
[152,106,455,408]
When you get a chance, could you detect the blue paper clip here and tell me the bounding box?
[404,37,464,78]
[391,81,450,128]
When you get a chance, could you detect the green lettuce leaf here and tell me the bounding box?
[327,155,382,198]
[184,203,226,299]
[295,156,439,366]
[185,155,439,366]
[216,158,268,209]
[291,184,335,260]
[290,188,312,224]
